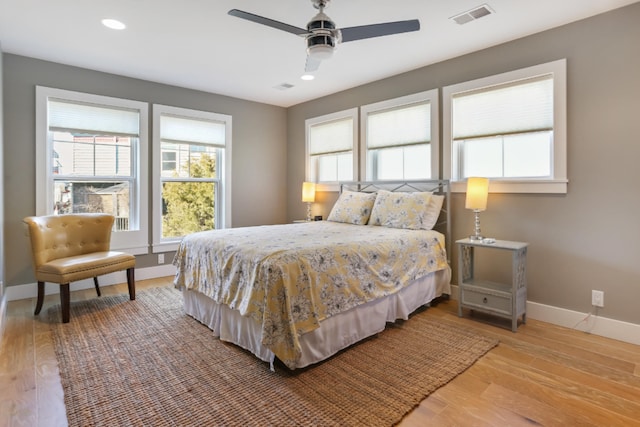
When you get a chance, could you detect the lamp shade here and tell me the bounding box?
[465,177,489,211]
[302,182,316,203]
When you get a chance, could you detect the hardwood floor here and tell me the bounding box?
[1,277,639,426]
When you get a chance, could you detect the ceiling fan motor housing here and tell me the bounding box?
[306,12,338,59]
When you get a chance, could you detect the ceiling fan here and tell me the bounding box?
[228,0,420,72]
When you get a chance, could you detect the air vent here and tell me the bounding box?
[273,83,295,91]
[450,4,494,25]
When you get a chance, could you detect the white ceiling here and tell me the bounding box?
[1,0,637,107]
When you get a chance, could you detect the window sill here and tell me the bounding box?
[451,179,568,194]
[152,241,181,253]
[109,244,149,256]
[315,183,341,192]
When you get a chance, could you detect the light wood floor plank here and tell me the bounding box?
[428,404,495,427]
[470,355,639,426]
[485,351,640,420]
[0,299,38,427]
[479,382,583,426]
[523,318,640,361]
[428,376,534,426]
[34,326,66,427]
[529,356,640,404]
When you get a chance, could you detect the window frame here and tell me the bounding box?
[360,89,439,181]
[152,104,232,253]
[35,86,149,254]
[305,108,358,192]
[443,59,567,194]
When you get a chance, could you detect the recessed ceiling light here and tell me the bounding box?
[102,18,126,30]
[301,74,315,81]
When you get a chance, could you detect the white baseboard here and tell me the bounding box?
[6,264,177,302]
[525,301,640,346]
[0,294,7,352]
[450,284,640,346]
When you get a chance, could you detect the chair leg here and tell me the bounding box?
[60,283,71,323]
[34,281,45,315]
[127,268,136,300]
[93,277,101,297]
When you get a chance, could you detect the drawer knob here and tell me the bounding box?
[483,297,488,304]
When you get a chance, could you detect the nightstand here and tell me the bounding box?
[456,238,528,332]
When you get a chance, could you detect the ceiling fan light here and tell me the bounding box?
[307,33,335,60]
[308,44,333,60]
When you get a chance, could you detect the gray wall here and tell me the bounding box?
[0,41,6,342]
[287,3,640,325]
[3,55,288,287]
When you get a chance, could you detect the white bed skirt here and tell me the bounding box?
[182,268,451,370]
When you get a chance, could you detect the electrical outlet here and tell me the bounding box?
[158,253,165,264]
[591,290,604,307]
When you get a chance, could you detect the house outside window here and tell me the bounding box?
[361,90,439,181]
[152,104,232,252]
[162,151,177,172]
[36,86,149,254]
[306,108,357,190]
[443,59,567,193]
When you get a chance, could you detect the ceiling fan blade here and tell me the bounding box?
[340,19,420,43]
[305,55,321,73]
[228,9,308,36]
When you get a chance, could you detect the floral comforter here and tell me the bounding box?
[173,221,449,369]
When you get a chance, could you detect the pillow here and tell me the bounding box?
[422,194,445,230]
[369,190,442,230]
[327,191,377,225]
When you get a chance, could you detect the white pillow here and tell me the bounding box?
[369,190,441,230]
[422,194,445,230]
[327,191,377,225]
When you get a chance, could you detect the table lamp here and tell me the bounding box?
[302,182,316,222]
[465,177,489,241]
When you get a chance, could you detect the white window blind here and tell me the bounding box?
[367,102,431,148]
[309,117,354,155]
[452,75,553,140]
[48,100,140,136]
[160,115,226,147]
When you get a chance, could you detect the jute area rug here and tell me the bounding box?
[48,286,498,426]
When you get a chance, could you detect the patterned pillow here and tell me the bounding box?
[327,191,377,225]
[369,190,438,230]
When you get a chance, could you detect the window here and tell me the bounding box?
[361,90,439,181]
[306,108,357,190]
[36,86,149,254]
[443,59,567,193]
[152,105,232,252]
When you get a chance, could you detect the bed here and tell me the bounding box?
[173,180,452,370]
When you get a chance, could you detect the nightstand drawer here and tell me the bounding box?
[461,287,512,316]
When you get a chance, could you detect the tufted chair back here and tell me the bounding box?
[24,213,115,269]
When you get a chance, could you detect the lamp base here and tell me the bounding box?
[306,202,312,222]
[469,209,484,241]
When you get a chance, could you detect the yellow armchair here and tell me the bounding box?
[23,213,136,323]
